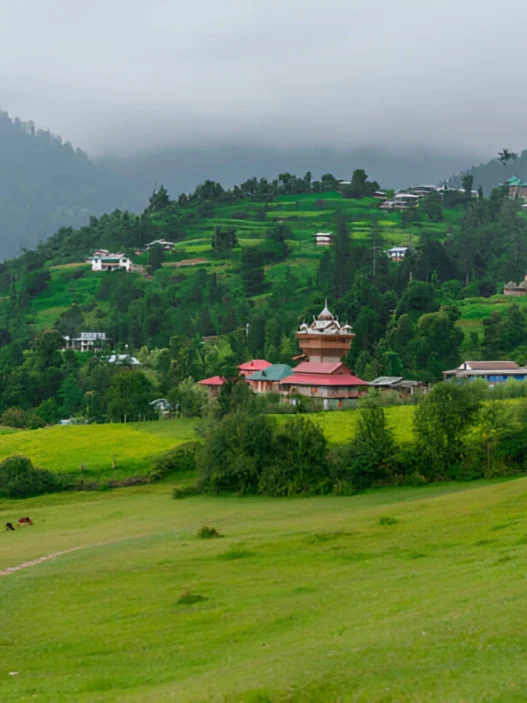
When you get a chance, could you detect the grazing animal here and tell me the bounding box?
[5,522,15,531]
[17,517,33,526]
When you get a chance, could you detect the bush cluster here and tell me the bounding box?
[150,441,200,480]
[0,455,71,498]
[194,382,527,498]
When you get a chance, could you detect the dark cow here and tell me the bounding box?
[5,522,15,531]
[17,517,33,526]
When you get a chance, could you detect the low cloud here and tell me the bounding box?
[0,0,524,158]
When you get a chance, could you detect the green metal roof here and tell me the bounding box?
[247,363,293,382]
[507,177,527,187]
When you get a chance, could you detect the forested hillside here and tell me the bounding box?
[0,169,525,429]
[0,111,485,259]
[455,149,527,193]
[0,112,122,258]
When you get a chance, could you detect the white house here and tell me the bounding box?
[106,354,141,366]
[90,254,131,272]
[64,332,107,351]
[386,246,408,262]
[315,232,333,246]
[394,193,420,207]
[145,239,175,251]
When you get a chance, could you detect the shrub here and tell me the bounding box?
[177,591,208,605]
[197,525,222,539]
[258,416,331,496]
[172,484,200,499]
[1,407,46,430]
[379,516,398,526]
[0,455,71,498]
[347,400,397,489]
[150,441,199,480]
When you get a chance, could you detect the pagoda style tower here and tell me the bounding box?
[297,303,354,363]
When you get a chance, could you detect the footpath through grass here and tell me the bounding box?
[1,478,527,701]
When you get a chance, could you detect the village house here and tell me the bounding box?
[279,304,368,409]
[246,364,293,394]
[504,274,527,296]
[89,253,132,272]
[198,360,272,397]
[443,360,527,385]
[106,354,142,366]
[393,192,420,207]
[406,185,438,197]
[386,246,408,262]
[507,176,527,200]
[145,239,175,251]
[63,332,107,352]
[238,359,272,377]
[369,376,425,397]
[373,190,387,200]
[150,398,171,418]
[315,232,333,246]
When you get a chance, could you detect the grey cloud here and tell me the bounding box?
[0,0,525,157]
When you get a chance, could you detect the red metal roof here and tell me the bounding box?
[238,359,271,374]
[293,361,346,375]
[198,375,225,386]
[280,373,368,387]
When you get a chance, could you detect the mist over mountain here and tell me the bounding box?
[0,110,487,260]
[100,145,484,211]
[0,112,121,257]
[457,151,527,193]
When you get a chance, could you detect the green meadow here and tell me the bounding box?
[0,420,199,479]
[2,477,527,700]
[0,408,414,479]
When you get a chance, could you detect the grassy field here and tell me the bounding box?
[0,420,199,478]
[2,477,527,700]
[0,408,413,480]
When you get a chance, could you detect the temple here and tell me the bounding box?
[198,302,368,409]
[296,301,354,362]
[279,304,368,409]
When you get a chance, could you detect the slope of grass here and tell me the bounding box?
[0,420,198,478]
[1,477,527,701]
[306,404,415,444]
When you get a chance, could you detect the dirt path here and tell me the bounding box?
[0,533,149,576]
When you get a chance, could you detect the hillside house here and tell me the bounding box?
[406,185,438,197]
[145,239,175,251]
[386,246,408,262]
[246,364,293,393]
[507,177,527,200]
[443,360,527,385]
[106,354,141,366]
[90,254,132,272]
[369,376,425,396]
[504,274,527,296]
[394,193,419,207]
[150,398,171,417]
[63,332,107,351]
[315,232,333,246]
[373,190,387,200]
[198,359,272,397]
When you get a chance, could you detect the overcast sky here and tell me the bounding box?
[0,0,525,157]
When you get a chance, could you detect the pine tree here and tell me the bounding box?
[332,214,353,300]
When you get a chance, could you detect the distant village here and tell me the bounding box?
[76,174,527,416]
